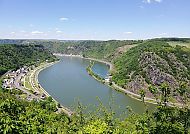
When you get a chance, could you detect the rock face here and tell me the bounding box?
[113,41,190,102]
[127,75,150,96]
[124,52,180,98]
[139,52,178,89]
[139,51,190,99]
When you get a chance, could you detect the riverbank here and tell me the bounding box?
[53,53,113,71]
[24,61,73,116]
[86,61,105,82]
[54,54,155,103]
[89,60,183,107]
[35,62,59,96]
[53,53,183,107]
[85,59,158,105]
[84,57,114,71]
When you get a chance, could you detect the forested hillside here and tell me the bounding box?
[112,41,190,103]
[1,41,190,133]
[1,38,190,62]
[0,39,142,61]
[0,44,56,75]
[42,40,142,61]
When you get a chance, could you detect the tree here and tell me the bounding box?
[139,89,146,103]
[148,85,158,101]
[177,82,188,104]
[177,82,190,134]
[160,83,170,106]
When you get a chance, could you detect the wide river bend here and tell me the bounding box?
[39,56,154,116]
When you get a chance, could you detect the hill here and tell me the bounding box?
[1,40,190,133]
[0,44,56,75]
[0,39,142,61]
[112,41,190,103]
[42,40,142,61]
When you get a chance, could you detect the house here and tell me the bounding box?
[41,93,46,99]
[2,84,7,89]
[105,77,110,83]
[3,79,8,83]
[34,91,40,96]
[16,69,21,74]
[7,71,17,78]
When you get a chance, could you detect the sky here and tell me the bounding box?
[0,0,189,40]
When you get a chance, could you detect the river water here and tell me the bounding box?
[38,56,154,116]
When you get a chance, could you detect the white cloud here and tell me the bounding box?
[60,17,69,21]
[124,32,133,34]
[56,30,63,33]
[155,0,162,2]
[10,32,15,34]
[144,0,151,3]
[31,31,44,34]
[143,0,162,4]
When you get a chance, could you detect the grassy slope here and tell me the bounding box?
[168,41,190,48]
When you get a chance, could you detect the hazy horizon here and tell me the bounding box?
[0,37,190,42]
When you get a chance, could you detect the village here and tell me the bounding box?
[2,65,47,101]
[1,62,74,116]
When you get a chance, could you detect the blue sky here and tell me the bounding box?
[0,0,189,40]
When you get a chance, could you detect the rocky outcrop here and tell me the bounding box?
[112,41,190,103]
[139,52,179,89]
[126,75,152,97]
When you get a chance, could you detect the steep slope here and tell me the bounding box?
[112,41,190,102]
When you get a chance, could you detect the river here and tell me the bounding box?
[38,56,154,116]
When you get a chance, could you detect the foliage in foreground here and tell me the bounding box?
[0,89,135,133]
[1,85,190,134]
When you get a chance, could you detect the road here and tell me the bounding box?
[14,73,39,100]
[112,82,156,102]
[14,72,74,115]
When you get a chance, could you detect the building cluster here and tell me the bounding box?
[2,67,28,89]
[1,65,49,102]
